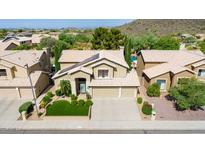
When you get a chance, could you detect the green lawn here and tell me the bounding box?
[46,100,89,116]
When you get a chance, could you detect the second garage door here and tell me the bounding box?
[92,87,119,98]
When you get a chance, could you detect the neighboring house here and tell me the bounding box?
[137,50,205,92]
[53,49,140,98]
[0,50,51,99]
[0,36,32,50]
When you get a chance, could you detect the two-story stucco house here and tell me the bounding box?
[52,49,140,98]
[137,50,205,92]
[0,50,51,99]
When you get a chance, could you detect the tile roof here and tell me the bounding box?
[0,50,45,67]
[192,60,205,68]
[140,50,203,79]
[53,49,129,79]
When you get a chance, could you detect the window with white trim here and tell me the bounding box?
[198,69,205,77]
[98,70,108,78]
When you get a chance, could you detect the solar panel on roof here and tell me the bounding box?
[59,53,100,74]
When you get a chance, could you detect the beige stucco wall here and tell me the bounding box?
[0,64,14,80]
[149,72,171,91]
[60,62,77,69]
[92,87,119,98]
[136,54,145,77]
[171,71,195,86]
[193,64,205,80]
[93,64,114,79]
[86,59,127,78]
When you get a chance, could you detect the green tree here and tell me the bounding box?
[169,78,205,110]
[124,36,132,68]
[59,33,75,46]
[153,36,180,50]
[54,40,68,71]
[91,27,124,50]
[147,83,160,97]
[198,41,205,54]
[131,34,159,51]
[60,80,72,97]
[75,34,91,43]
[40,37,57,56]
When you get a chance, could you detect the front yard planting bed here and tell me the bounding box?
[46,100,90,116]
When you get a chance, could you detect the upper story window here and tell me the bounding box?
[98,69,108,78]
[198,69,205,77]
[0,69,7,76]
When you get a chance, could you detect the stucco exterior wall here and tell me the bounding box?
[93,64,114,79]
[136,54,145,77]
[193,64,205,80]
[171,71,195,86]
[149,72,171,91]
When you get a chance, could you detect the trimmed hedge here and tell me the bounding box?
[142,102,152,115]
[46,100,91,116]
[47,91,54,98]
[137,97,143,104]
[19,101,34,114]
[71,94,78,101]
[147,83,160,97]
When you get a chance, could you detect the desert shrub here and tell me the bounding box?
[142,102,152,115]
[19,101,33,114]
[85,100,93,107]
[137,97,143,104]
[47,91,54,98]
[39,101,46,108]
[43,95,52,104]
[147,83,160,97]
[55,89,62,96]
[78,99,85,106]
[71,94,78,101]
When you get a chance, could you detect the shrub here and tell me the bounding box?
[43,95,52,105]
[85,100,93,107]
[39,101,46,108]
[55,89,62,96]
[147,83,160,97]
[78,99,85,106]
[19,101,34,114]
[142,102,152,115]
[71,100,78,105]
[47,91,54,98]
[71,94,78,101]
[137,97,143,104]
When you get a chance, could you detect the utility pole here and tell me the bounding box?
[24,64,39,117]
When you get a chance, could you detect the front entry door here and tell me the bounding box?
[156,80,166,90]
[78,78,86,94]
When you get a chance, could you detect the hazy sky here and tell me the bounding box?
[0,19,133,29]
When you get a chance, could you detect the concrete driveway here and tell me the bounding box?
[0,98,28,121]
[91,98,141,121]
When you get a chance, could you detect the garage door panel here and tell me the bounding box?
[121,87,136,97]
[92,87,119,98]
[0,88,18,98]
